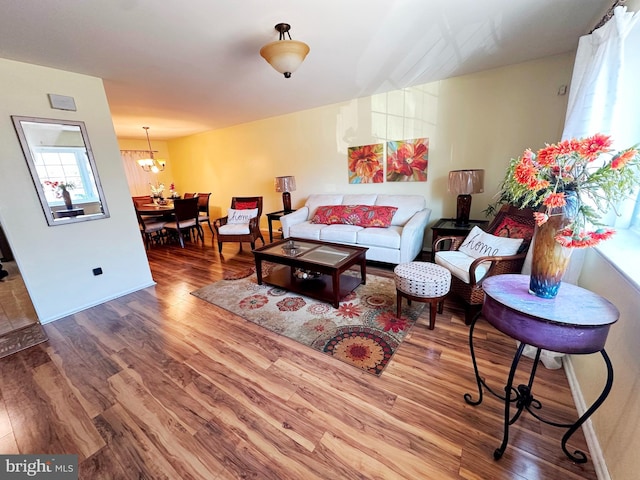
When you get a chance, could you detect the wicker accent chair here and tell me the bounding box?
[433,204,536,325]
[214,196,265,253]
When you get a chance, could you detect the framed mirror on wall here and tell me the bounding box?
[11,116,110,226]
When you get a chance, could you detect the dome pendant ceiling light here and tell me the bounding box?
[137,126,166,173]
[260,23,309,78]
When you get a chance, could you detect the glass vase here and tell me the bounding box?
[61,188,73,210]
[528,191,577,299]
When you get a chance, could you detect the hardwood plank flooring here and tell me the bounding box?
[0,231,598,479]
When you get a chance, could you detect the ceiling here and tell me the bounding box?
[0,0,609,140]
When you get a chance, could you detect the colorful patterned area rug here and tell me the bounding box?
[191,268,424,376]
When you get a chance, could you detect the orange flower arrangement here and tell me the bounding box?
[494,133,640,248]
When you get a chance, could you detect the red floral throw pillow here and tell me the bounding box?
[492,217,534,253]
[311,205,398,227]
[235,201,258,210]
[493,217,534,241]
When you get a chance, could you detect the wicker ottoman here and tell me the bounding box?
[394,262,451,330]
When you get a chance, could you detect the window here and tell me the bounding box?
[630,192,640,234]
[33,146,99,205]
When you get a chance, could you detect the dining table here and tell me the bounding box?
[136,202,175,215]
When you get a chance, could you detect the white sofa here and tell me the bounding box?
[280,194,431,264]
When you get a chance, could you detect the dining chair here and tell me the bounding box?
[164,197,203,248]
[196,192,214,234]
[132,195,163,223]
[136,209,167,250]
[132,195,153,208]
[183,193,197,199]
[214,196,265,253]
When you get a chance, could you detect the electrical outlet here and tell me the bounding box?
[92,267,103,276]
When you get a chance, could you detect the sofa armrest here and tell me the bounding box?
[280,207,309,238]
[399,208,431,263]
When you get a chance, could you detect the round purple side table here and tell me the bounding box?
[464,274,619,463]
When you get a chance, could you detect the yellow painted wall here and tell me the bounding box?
[166,53,573,246]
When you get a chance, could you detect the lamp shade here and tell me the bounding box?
[448,169,485,195]
[260,23,309,78]
[260,40,309,78]
[275,176,296,192]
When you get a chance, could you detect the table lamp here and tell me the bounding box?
[448,169,484,227]
[275,175,296,211]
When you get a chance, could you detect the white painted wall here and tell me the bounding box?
[167,53,574,247]
[0,58,154,323]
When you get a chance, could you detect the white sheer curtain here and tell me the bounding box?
[562,6,639,284]
[121,150,154,196]
[524,5,639,279]
[563,6,639,142]
[522,6,639,369]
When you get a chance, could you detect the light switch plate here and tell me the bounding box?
[48,94,77,111]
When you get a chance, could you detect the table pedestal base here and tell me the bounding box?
[464,316,614,463]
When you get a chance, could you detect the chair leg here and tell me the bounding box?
[218,241,223,253]
[176,229,185,248]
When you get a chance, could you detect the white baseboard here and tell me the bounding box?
[38,281,157,324]
[563,355,611,480]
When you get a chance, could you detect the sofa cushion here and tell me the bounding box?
[289,222,324,240]
[434,251,490,284]
[356,226,401,249]
[311,205,397,227]
[305,194,344,221]
[319,224,362,244]
[458,226,524,259]
[341,194,378,206]
[374,194,426,226]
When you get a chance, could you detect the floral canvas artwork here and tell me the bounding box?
[348,144,384,184]
[386,138,429,182]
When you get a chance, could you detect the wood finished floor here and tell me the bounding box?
[0,231,598,479]
[0,260,39,334]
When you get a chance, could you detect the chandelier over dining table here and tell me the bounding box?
[137,126,166,173]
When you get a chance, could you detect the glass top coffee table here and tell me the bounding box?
[252,238,368,308]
